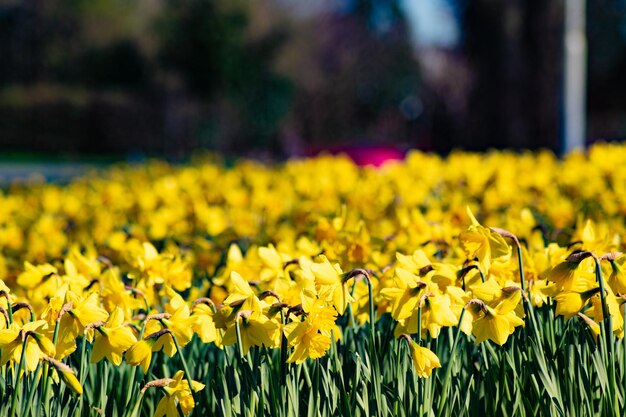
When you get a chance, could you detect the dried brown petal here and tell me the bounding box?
[141,378,175,393]
[489,227,520,246]
[192,297,216,309]
[600,252,623,262]
[85,321,106,330]
[58,302,73,322]
[566,251,595,263]
[146,313,172,321]
[144,329,172,340]
[43,356,75,375]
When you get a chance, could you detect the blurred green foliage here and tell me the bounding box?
[155,0,294,151]
[0,0,422,156]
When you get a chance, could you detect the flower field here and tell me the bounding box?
[2,144,626,416]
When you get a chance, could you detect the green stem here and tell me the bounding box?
[170,333,197,414]
[365,275,382,417]
[129,391,145,417]
[507,241,558,413]
[234,317,248,417]
[279,309,288,386]
[515,245,527,293]
[156,318,196,413]
[125,321,147,409]
[79,333,88,382]
[313,360,320,416]
[7,301,14,324]
[594,257,613,358]
[417,373,423,417]
[516,245,542,345]
[77,334,88,417]
[10,333,29,417]
[347,280,358,330]
[40,319,61,409]
[99,360,109,412]
[623,302,626,413]
[366,277,376,351]
[301,362,312,387]
[594,258,618,416]
[330,331,352,417]
[436,308,466,417]
[416,304,423,345]
[22,362,40,416]
[235,318,245,361]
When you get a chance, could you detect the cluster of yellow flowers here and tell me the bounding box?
[2,144,626,414]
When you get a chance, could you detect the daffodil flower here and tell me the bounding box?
[191,300,220,345]
[459,208,511,273]
[16,262,57,289]
[66,291,110,332]
[302,255,354,315]
[223,310,280,355]
[607,254,626,295]
[89,307,137,365]
[468,299,524,346]
[380,267,428,321]
[152,370,204,417]
[0,319,55,371]
[393,290,459,338]
[127,334,161,373]
[222,271,262,316]
[407,340,441,378]
[284,297,337,363]
[554,288,600,319]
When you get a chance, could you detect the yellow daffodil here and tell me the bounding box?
[284,298,337,363]
[222,271,262,316]
[191,301,221,345]
[0,319,55,371]
[380,263,429,321]
[126,338,156,374]
[554,288,600,319]
[408,341,441,378]
[223,311,280,355]
[302,255,354,315]
[90,307,137,365]
[468,300,524,346]
[153,370,204,417]
[459,208,511,273]
[16,262,57,289]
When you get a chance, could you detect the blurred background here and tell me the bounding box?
[1,0,626,161]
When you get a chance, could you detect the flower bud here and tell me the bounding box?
[60,370,83,395]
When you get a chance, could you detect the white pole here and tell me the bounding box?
[563,0,587,153]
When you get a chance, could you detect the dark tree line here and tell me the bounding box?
[0,0,625,157]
